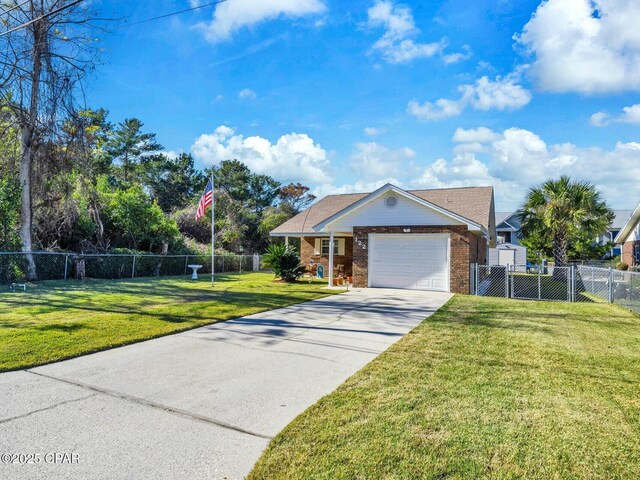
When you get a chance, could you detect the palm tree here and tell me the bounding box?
[517,176,614,267]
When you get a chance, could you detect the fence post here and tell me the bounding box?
[510,265,514,298]
[474,263,479,296]
[538,269,541,300]
[504,264,509,298]
[184,256,189,276]
[240,255,243,275]
[64,254,69,281]
[571,266,576,302]
[608,267,613,303]
[132,255,137,279]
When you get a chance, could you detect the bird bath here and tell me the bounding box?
[187,264,203,280]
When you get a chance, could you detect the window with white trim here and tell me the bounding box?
[321,238,339,255]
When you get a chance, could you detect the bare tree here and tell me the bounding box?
[0,0,105,279]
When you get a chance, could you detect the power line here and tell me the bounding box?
[0,0,84,37]
[126,0,227,27]
[0,0,30,17]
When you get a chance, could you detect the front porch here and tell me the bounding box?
[282,234,353,287]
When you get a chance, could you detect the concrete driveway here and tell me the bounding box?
[0,288,452,480]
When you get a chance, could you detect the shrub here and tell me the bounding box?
[262,244,306,282]
[616,262,629,271]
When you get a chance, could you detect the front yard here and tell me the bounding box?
[250,295,640,479]
[0,273,335,372]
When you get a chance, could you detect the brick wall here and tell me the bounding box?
[622,240,640,266]
[352,225,481,294]
[300,237,353,277]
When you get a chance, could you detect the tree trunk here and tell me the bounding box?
[18,5,45,281]
[153,241,169,277]
[91,195,106,250]
[553,229,568,267]
[19,126,36,279]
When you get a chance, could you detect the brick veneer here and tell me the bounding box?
[622,240,640,266]
[301,237,353,277]
[352,225,487,294]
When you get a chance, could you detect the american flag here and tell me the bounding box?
[195,179,213,220]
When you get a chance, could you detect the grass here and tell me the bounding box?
[0,273,336,372]
[249,295,640,480]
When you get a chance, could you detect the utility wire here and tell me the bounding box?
[0,0,84,36]
[0,0,30,16]
[125,0,227,26]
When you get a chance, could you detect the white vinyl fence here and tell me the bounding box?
[470,263,640,314]
[0,252,265,284]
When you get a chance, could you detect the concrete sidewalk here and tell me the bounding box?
[0,288,452,479]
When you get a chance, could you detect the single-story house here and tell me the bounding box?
[270,183,496,293]
[615,202,640,266]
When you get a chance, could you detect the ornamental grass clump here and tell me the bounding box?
[262,244,307,282]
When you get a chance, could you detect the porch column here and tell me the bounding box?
[328,232,334,287]
[285,236,289,246]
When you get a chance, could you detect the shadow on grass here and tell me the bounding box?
[0,282,334,329]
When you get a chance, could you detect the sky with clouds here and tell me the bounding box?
[88,0,640,210]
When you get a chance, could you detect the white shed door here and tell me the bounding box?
[498,249,515,267]
[369,234,450,291]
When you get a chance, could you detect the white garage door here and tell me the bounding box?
[368,234,450,291]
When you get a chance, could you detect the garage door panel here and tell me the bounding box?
[369,234,449,292]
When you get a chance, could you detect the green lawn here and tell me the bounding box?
[0,273,335,372]
[249,295,640,480]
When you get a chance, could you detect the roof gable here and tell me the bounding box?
[614,203,640,243]
[314,184,481,232]
[271,184,495,237]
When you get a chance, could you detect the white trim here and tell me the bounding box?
[271,232,352,237]
[614,202,640,244]
[314,183,485,235]
[367,233,451,292]
[328,232,334,287]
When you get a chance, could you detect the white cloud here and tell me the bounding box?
[367,0,446,64]
[408,72,531,121]
[407,97,466,121]
[591,103,640,127]
[452,127,501,143]
[516,0,640,93]
[349,142,415,180]
[364,126,387,136]
[313,178,403,199]
[196,0,326,43]
[590,111,611,127]
[191,126,331,183]
[442,45,473,64]
[238,88,257,100]
[413,126,640,209]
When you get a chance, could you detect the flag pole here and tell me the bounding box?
[211,170,216,287]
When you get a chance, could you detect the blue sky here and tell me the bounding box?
[87,0,640,210]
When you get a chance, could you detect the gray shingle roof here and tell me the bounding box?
[271,186,494,234]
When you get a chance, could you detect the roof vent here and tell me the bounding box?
[385,195,398,208]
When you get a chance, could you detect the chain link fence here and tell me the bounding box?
[472,264,573,302]
[471,263,640,314]
[0,252,266,285]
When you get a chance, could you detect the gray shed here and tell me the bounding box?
[489,243,527,269]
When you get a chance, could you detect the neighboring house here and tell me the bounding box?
[495,211,522,245]
[614,203,640,266]
[491,212,527,268]
[497,209,632,260]
[270,183,496,293]
[597,209,633,258]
